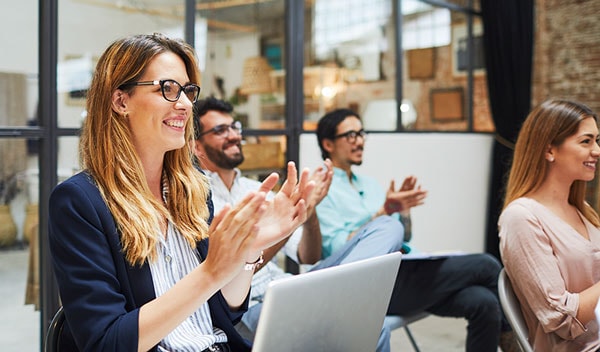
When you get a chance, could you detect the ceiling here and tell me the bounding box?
[73,0,286,33]
[72,0,479,33]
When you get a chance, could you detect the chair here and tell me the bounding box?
[384,312,430,352]
[498,268,534,352]
[44,306,65,352]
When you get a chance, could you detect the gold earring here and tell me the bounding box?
[123,112,129,118]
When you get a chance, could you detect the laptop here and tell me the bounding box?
[251,252,402,352]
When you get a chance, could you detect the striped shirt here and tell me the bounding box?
[150,222,227,351]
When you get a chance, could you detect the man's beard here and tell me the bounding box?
[204,142,244,169]
[350,147,363,166]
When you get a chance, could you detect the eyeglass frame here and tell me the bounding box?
[119,79,201,103]
[197,120,243,138]
[333,129,367,143]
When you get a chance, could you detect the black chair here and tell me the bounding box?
[45,306,65,352]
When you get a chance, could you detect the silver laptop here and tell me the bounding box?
[251,252,402,352]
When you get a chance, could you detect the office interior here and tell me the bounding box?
[1,0,599,349]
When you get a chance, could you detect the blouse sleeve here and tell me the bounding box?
[499,202,587,340]
[49,179,140,352]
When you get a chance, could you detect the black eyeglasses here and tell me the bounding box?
[334,129,367,143]
[120,79,201,103]
[198,121,243,138]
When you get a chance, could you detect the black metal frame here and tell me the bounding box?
[10,0,481,346]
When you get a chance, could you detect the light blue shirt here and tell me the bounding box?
[316,167,387,258]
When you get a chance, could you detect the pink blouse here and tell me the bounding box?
[499,197,600,352]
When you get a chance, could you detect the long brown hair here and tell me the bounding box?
[81,33,210,265]
[503,98,600,226]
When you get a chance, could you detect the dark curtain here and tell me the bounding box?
[481,0,535,261]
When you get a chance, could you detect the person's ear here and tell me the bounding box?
[111,89,129,117]
[322,138,335,155]
[191,139,205,159]
[545,145,555,162]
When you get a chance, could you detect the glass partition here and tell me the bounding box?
[57,1,187,129]
[307,0,394,129]
[401,2,492,132]
[0,0,40,349]
[305,0,488,132]
[199,0,286,131]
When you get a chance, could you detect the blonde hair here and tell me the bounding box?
[503,98,600,226]
[81,33,210,266]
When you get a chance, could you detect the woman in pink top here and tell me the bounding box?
[499,99,600,352]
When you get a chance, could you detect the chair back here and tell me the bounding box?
[45,306,65,352]
[498,268,534,352]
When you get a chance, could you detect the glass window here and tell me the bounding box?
[402,2,491,132]
[313,0,391,62]
[307,0,395,128]
[57,1,187,129]
[200,1,286,131]
[307,0,490,133]
[402,1,451,50]
[0,0,40,349]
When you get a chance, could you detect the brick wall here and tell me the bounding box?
[533,0,600,113]
[533,0,600,207]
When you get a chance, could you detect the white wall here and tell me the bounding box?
[299,133,494,254]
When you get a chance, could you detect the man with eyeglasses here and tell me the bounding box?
[191,97,404,352]
[314,108,520,352]
[190,95,326,326]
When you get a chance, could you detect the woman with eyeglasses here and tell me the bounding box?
[48,33,313,352]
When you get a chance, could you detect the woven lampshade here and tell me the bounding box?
[240,56,273,94]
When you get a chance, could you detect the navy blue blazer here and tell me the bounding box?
[48,172,251,351]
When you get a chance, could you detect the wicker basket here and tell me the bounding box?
[240,57,273,94]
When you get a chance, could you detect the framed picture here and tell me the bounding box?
[430,87,464,122]
[452,22,485,77]
[407,48,435,80]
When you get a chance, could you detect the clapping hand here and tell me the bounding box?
[205,191,267,283]
[383,176,427,214]
[305,159,333,218]
[254,161,315,251]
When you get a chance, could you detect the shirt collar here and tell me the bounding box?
[332,166,357,182]
[204,168,242,185]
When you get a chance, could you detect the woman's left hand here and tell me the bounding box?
[254,161,315,250]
